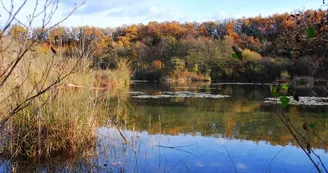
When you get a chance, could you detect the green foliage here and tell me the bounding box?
[279,96,290,108]
[192,64,199,73]
[168,57,186,72]
[270,85,279,97]
[309,122,318,129]
[232,53,240,60]
[270,85,276,92]
[281,84,289,90]
[305,27,316,39]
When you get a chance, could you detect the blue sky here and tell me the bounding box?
[0,0,326,28]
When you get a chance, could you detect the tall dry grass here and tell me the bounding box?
[0,40,131,161]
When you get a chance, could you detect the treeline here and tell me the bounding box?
[9,8,328,82]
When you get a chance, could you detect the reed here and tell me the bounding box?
[0,41,131,162]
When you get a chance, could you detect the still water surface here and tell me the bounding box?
[1,82,327,172]
[116,82,328,173]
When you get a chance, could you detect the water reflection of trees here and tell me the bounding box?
[129,98,328,151]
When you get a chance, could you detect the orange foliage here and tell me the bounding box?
[161,22,188,38]
[152,60,164,70]
[226,22,237,37]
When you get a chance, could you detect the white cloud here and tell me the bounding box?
[61,14,142,27]
[236,163,247,169]
[0,0,198,27]
[2,0,325,28]
[218,10,228,19]
[149,6,159,14]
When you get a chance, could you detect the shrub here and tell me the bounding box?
[167,57,185,72]
[191,64,199,73]
[242,49,262,62]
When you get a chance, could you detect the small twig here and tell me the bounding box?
[182,160,191,173]
[112,120,128,144]
[265,146,285,173]
[218,138,238,173]
[154,145,197,157]
[155,143,198,149]
[168,160,181,173]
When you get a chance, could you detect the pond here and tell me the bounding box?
[1,82,328,172]
[119,82,328,173]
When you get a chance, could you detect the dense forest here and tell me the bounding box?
[9,8,328,82]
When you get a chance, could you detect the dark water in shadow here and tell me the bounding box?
[1,82,327,172]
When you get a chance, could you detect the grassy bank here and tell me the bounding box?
[0,41,131,162]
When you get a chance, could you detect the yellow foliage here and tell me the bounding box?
[242,49,262,62]
[48,27,65,43]
[10,24,27,40]
[38,43,50,54]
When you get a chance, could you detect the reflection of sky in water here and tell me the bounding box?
[96,128,328,173]
[124,83,328,172]
[1,83,326,172]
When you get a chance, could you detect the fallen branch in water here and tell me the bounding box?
[154,144,198,157]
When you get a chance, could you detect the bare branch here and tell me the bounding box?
[0,0,28,34]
